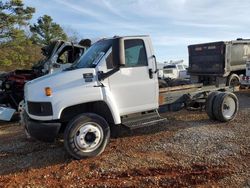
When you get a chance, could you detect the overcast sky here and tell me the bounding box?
[23,0,250,63]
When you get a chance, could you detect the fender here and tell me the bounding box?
[101,87,121,124]
[55,86,121,124]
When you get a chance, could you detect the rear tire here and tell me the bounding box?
[212,92,238,122]
[205,91,220,120]
[64,113,110,159]
[227,74,240,87]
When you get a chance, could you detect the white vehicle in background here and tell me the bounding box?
[240,60,250,88]
[158,60,189,79]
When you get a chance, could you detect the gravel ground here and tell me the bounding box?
[0,91,249,187]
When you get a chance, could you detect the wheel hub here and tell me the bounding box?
[222,96,236,118]
[223,104,230,110]
[74,124,103,152]
[85,132,96,143]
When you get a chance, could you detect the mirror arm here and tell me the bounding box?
[98,66,120,81]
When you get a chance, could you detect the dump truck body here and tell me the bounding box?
[188,39,250,86]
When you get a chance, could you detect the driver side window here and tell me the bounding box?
[124,39,148,67]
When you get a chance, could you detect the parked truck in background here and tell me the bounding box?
[158,60,189,80]
[188,38,250,87]
[22,35,239,159]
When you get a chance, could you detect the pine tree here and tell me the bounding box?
[30,15,68,45]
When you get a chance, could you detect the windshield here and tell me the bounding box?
[32,41,61,69]
[72,39,112,69]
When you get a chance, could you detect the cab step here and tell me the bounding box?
[121,111,167,129]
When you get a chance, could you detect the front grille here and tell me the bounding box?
[164,69,173,74]
[27,101,53,116]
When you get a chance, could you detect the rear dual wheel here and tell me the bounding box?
[205,91,220,120]
[206,92,238,122]
[213,92,238,122]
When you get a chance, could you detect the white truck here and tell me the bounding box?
[22,35,239,159]
[159,63,189,79]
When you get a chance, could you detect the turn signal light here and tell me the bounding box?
[45,87,52,96]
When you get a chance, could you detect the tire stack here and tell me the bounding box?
[205,91,239,122]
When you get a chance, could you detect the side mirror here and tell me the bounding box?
[112,38,125,67]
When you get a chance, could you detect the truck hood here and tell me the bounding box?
[25,68,97,101]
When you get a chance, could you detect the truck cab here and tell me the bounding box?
[23,36,159,158]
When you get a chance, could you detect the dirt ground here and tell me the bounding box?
[0,91,249,187]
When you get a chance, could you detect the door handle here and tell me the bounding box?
[152,55,159,73]
[149,69,153,79]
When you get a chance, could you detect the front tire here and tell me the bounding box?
[64,113,110,159]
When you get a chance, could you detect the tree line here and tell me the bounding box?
[0,0,75,70]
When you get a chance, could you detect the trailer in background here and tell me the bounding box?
[188,38,250,87]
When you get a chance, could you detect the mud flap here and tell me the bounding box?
[0,107,16,121]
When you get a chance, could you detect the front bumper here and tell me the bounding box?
[23,111,61,142]
[241,80,250,86]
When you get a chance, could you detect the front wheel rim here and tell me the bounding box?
[74,122,103,152]
[222,96,236,119]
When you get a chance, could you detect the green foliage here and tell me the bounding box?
[0,1,69,70]
[0,0,39,70]
[30,15,68,45]
[0,32,42,69]
[0,0,35,41]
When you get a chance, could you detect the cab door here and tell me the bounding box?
[108,38,158,116]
